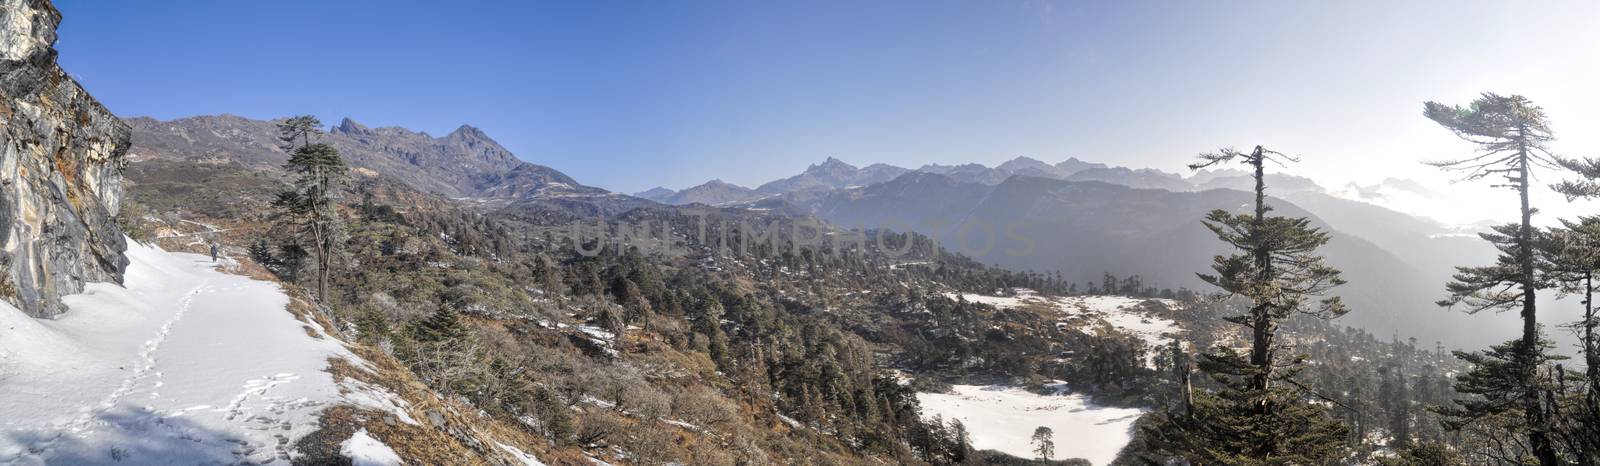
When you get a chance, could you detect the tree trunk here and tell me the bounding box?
[1249,146,1275,395]
[1245,146,1280,458]
[310,172,328,303]
[312,218,326,301]
[1516,135,1560,466]
[1174,341,1194,419]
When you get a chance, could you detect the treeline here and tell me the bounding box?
[234,118,1087,463]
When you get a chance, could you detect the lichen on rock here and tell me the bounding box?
[0,0,129,317]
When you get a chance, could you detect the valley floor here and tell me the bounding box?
[0,241,365,465]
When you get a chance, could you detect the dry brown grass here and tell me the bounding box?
[325,345,597,465]
[167,224,569,465]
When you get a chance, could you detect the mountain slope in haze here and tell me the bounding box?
[994,156,1109,179]
[670,155,1191,206]
[670,156,1492,347]
[916,162,1014,185]
[994,156,1067,178]
[633,186,675,202]
[1066,166,1193,191]
[1329,177,1475,224]
[1193,170,1325,194]
[755,157,910,194]
[812,173,1496,348]
[646,179,764,206]
[745,156,1113,199]
[639,156,919,206]
[1055,157,1109,176]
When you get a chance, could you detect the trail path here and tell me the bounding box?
[0,241,354,465]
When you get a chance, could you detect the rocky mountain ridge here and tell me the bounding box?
[645,155,1331,206]
[635,179,761,206]
[125,115,597,201]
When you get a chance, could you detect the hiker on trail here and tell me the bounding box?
[210,242,219,262]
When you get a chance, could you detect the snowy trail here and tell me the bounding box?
[0,241,356,465]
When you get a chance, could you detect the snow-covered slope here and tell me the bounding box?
[0,241,362,464]
[949,291,1181,360]
[918,384,1144,465]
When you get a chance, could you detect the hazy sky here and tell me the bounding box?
[54,0,1600,224]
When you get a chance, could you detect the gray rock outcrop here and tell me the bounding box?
[0,0,130,317]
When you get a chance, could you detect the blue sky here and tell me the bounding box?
[54,0,1600,212]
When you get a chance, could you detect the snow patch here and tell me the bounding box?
[662,419,705,433]
[341,428,403,466]
[340,378,420,426]
[496,441,547,466]
[917,384,1144,465]
[948,292,1180,365]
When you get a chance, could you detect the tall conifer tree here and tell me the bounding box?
[272,115,347,302]
[1424,93,1566,465]
[1141,145,1350,464]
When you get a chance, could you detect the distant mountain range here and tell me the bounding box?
[639,156,1513,346]
[124,114,1513,348]
[640,156,1115,205]
[806,172,1509,346]
[639,156,1353,208]
[636,157,915,205]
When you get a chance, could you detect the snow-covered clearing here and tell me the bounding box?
[948,291,1181,355]
[1055,296,1180,350]
[0,240,362,464]
[918,384,1144,465]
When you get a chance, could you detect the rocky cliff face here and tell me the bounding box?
[0,0,130,317]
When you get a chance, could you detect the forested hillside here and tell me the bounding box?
[109,114,1563,465]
